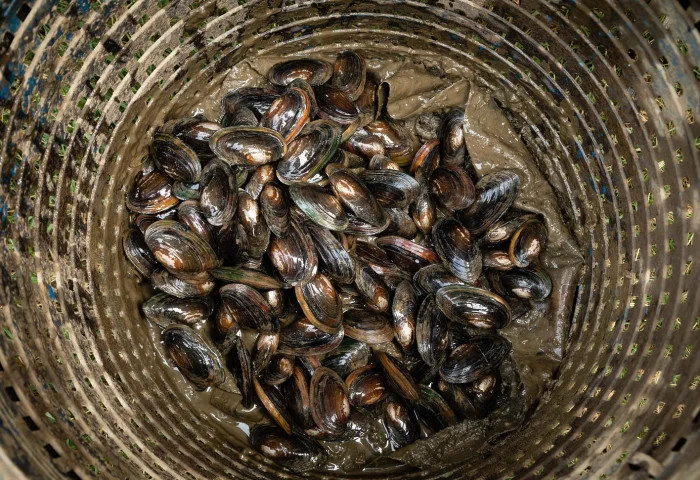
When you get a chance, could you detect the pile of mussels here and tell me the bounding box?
[123,50,553,472]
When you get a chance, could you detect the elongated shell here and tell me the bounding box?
[439,109,466,166]
[305,222,355,284]
[170,117,221,158]
[332,50,366,101]
[283,366,314,429]
[459,170,520,234]
[487,266,552,301]
[209,126,286,166]
[152,269,215,298]
[343,309,395,344]
[482,211,536,245]
[210,266,283,290]
[436,285,511,330]
[142,293,213,325]
[322,339,370,379]
[199,159,237,226]
[415,295,449,367]
[278,317,344,356]
[177,201,216,247]
[277,120,341,185]
[162,325,224,390]
[413,385,457,431]
[329,169,386,226]
[228,334,254,407]
[252,333,280,374]
[253,379,295,434]
[315,85,360,125]
[433,218,482,284]
[150,133,202,182]
[412,264,463,295]
[355,263,391,312]
[268,221,318,286]
[268,58,333,86]
[346,365,385,407]
[430,165,476,211]
[310,367,351,435]
[384,398,419,448]
[360,170,420,208]
[244,164,276,199]
[411,169,436,235]
[376,236,439,273]
[295,274,343,334]
[222,87,280,119]
[482,248,516,271]
[376,351,419,402]
[260,183,290,237]
[289,185,348,231]
[145,220,218,273]
[435,379,485,420]
[410,139,440,176]
[508,219,548,267]
[219,283,280,333]
[250,424,327,473]
[260,86,311,143]
[127,171,179,214]
[384,207,418,238]
[392,281,416,351]
[440,334,511,384]
[364,118,419,166]
[123,228,159,277]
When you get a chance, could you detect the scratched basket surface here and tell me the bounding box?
[0,0,699,479]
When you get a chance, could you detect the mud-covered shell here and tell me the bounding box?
[289,184,348,231]
[360,170,420,208]
[209,126,286,166]
[415,295,449,367]
[309,367,351,435]
[123,228,159,277]
[436,285,511,330]
[150,133,202,183]
[278,317,344,356]
[343,309,395,344]
[305,222,355,284]
[268,58,333,86]
[435,379,486,420]
[198,159,238,227]
[162,324,224,390]
[152,269,215,298]
[433,218,482,284]
[142,293,213,326]
[250,423,327,473]
[439,334,511,384]
[346,365,386,407]
[267,221,319,286]
[331,50,366,101]
[145,220,219,273]
[126,171,180,214]
[277,120,342,185]
[459,170,520,234]
[219,283,280,333]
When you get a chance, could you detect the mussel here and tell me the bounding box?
[261,86,312,143]
[126,171,179,214]
[250,424,327,472]
[343,309,395,344]
[283,366,314,429]
[177,200,216,246]
[391,281,417,351]
[415,295,449,367]
[209,126,286,166]
[435,379,485,420]
[508,218,547,267]
[123,228,159,277]
[363,118,419,166]
[295,274,343,334]
[329,169,386,226]
[253,378,295,434]
[354,240,397,276]
[237,191,270,260]
[150,133,202,182]
[438,109,466,166]
[210,266,283,290]
[309,367,351,435]
[384,207,418,238]
[413,385,457,431]
[260,183,290,237]
[459,170,520,234]
[439,334,511,384]
[219,283,280,333]
[222,87,280,119]
[360,170,420,208]
[199,159,237,226]
[410,139,440,176]
[411,169,436,235]
[354,263,391,312]
[245,164,276,200]
[277,120,341,184]
[228,333,254,407]
[346,365,386,407]
[162,324,225,390]
[433,218,482,284]
[436,285,511,330]
[304,222,355,284]
[331,50,366,101]
[487,266,552,301]
[482,249,515,271]
[268,58,333,86]
[252,333,280,374]
[169,117,221,158]
[267,221,318,286]
[142,293,213,325]
[315,85,359,125]
[278,317,344,356]
[369,154,400,171]
[383,397,419,448]
[376,236,439,273]
[375,351,419,402]
[468,371,501,404]
[261,354,295,386]
[322,338,370,379]
[430,165,475,211]
[152,269,215,298]
[145,220,219,273]
[289,184,348,231]
[482,211,536,245]
[412,264,463,295]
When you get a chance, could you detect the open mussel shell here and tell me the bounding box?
[343,309,394,344]
[210,266,283,290]
[170,117,221,157]
[222,87,280,119]
[304,222,355,284]
[410,139,440,177]
[261,354,294,386]
[436,285,511,330]
[237,191,270,260]
[123,228,159,277]
[411,171,436,235]
[384,207,418,238]
[369,154,400,171]
[435,379,485,420]
[482,249,515,271]
[415,295,449,367]
[245,164,276,199]
[355,263,392,313]
[440,334,511,384]
[376,351,419,402]
[376,236,439,273]
[413,264,463,295]
[283,365,314,430]
[145,220,218,273]
[509,218,548,267]
[277,119,341,184]
[219,283,280,333]
[482,211,536,245]
[295,274,343,334]
[228,334,255,407]
[413,385,457,432]
[261,86,311,143]
[364,118,419,166]
[331,50,366,101]
[433,218,482,284]
[253,379,295,434]
[487,266,552,301]
[430,165,476,211]
[459,170,520,234]
[252,333,280,374]
[162,324,225,390]
[268,58,333,86]
[268,221,318,286]
[150,133,202,183]
[392,281,417,351]
[346,365,386,407]
[126,171,179,214]
[199,159,237,227]
[329,169,386,226]
[439,109,466,166]
[384,397,419,448]
[360,169,420,208]
[289,184,348,231]
[260,183,290,237]
[143,293,213,326]
[177,201,216,246]
[209,126,286,166]
[314,84,360,125]
[278,317,344,356]
[250,424,327,473]
[152,269,215,298]
[309,367,351,435]
[322,338,370,379]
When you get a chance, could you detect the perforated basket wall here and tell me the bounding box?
[0,0,698,479]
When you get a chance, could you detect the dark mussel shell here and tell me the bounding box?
[260,183,290,237]
[364,118,419,166]
[199,159,237,227]
[216,219,243,265]
[322,338,370,379]
[268,221,318,286]
[222,105,258,127]
[126,171,179,214]
[413,264,463,295]
[210,266,283,290]
[430,165,476,211]
[253,379,295,434]
[172,181,201,201]
[447,323,472,353]
[123,228,159,277]
[150,133,202,183]
[277,120,341,185]
[288,79,319,118]
[268,58,333,86]
[459,170,520,234]
[482,211,536,245]
[354,263,392,313]
[314,84,360,125]
[237,191,270,260]
[376,236,439,273]
[468,371,501,405]
[289,184,348,231]
[309,367,351,436]
[439,108,466,166]
[261,86,311,143]
[440,334,511,384]
[410,139,440,177]
[343,308,395,344]
[298,356,322,378]
[228,334,254,407]
[250,424,327,473]
[152,269,215,298]
[295,273,343,334]
[346,365,386,407]
[436,285,511,330]
[305,222,355,284]
[433,218,482,284]
[283,365,314,430]
[264,289,289,319]
[329,169,385,227]
[162,324,224,390]
[355,72,380,118]
[145,220,218,273]
[508,218,548,268]
[392,281,417,351]
[278,317,344,356]
[415,295,449,367]
[360,169,420,208]
[133,208,178,234]
[369,154,400,171]
[344,212,390,236]
[177,200,216,246]
[222,87,280,119]
[435,379,485,420]
[170,117,221,157]
[411,169,436,235]
[142,293,213,326]
[219,283,280,333]
[252,332,280,374]
[385,207,418,238]
[482,249,515,271]
[261,353,295,386]
[487,266,552,301]
[332,50,366,101]
[343,130,386,159]
[384,397,419,448]
[376,351,419,402]
[209,126,286,166]
[245,164,276,200]
[355,240,397,277]
[413,385,457,432]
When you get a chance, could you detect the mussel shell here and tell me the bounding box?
[277,120,341,185]
[222,105,258,127]
[384,207,418,238]
[314,85,360,125]
[253,379,295,434]
[222,87,280,118]
[245,164,276,200]
[304,222,355,284]
[289,184,348,231]
[354,240,397,276]
[309,367,351,435]
[355,72,379,118]
[369,154,400,171]
[172,181,201,201]
[150,133,202,183]
[177,201,216,246]
[415,295,449,367]
[199,159,237,227]
[278,317,344,356]
[343,130,386,159]
[123,228,159,277]
[508,219,547,267]
[332,50,366,101]
[410,139,440,177]
[376,236,440,273]
[343,309,394,344]
[219,283,280,333]
[152,269,215,298]
[260,183,290,237]
[487,266,552,301]
[322,338,370,379]
[413,385,457,431]
[211,266,283,290]
[440,334,511,384]
[252,333,280,374]
[171,117,221,157]
[295,274,343,334]
[228,334,254,407]
[433,218,482,284]
[133,208,178,233]
[354,263,391,313]
[435,379,485,420]
[268,58,333,86]
[216,221,244,266]
[142,293,213,326]
[126,171,179,214]
[267,221,318,286]
[439,109,466,166]
[329,169,385,226]
[468,371,501,404]
[283,366,314,430]
[145,220,218,273]
[346,365,386,407]
[237,191,270,260]
[344,212,391,236]
[261,353,294,386]
[482,248,516,271]
[383,397,419,448]
[260,86,311,143]
[482,211,536,245]
[250,424,327,473]
[430,165,476,211]
[392,281,417,351]
[376,351,419,402]
[162,324,224,390]
[436,285,511,330]
[411,171,436,235]
[360,170,420,208]
[459,170,520,234]
[209,126,286,166]
[412,264,463,295]
[298,356,322,378]
[363,119,419,166]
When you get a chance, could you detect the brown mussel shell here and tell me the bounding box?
[126,171,179,214]
[376,236,440,273]
[332,50,366,101]
[363,118,419,166]
[322,338,370,379]
[482,249,516,271]
[384,207,418,238]
[228,334,254,407]
[222,87,280,119]
[410,139,440,176]
[170,117,221,158]
[412,264,463,295]
[277,120,341,185]
[123,228,159,277]
[267,221,318,286]
[145,220,218,273]
[162,324,224,390]
[439,109,466,166]
[150,133,202,183]
[411,169,436,235]
[415,295,449,367]
[283,366,314,430]
[309,367,351,435]
[433,218,482,284]
[430,165,476,211]
[152,269,215,298]
[487,266,552,301]
[482,211,536,245]
[209,126,286,166]
[223,105,259,127]
[413,385,458,432]
[253,379,295,434]
[304,222,355,284]
[343,309,395,344]
[260,183,290,238]
[252,333,280,375]
[260,86,311,143]
[261,353,295,386]
[142,293,213,326]
[459,170,520,234]
[199,159,237,227]
[392,281,417,351]
[435,379,485,420]
[250,423,327,473]
[508,219,548,268]
[369,154,400,171]
[295,274,343,334]
[237,191,270,260]
[439,334,511,384]
[278,317,344,356]
[133,208,178,233]
[268,58,333,86]
[344,212,391,236]
[376,351,419,402]
[384,397,419,448]
[354,263,392,313]
[329,169,386,227]
[436,285,511,330]
[289,184,348,231]
[346,365,386,407]
[360,169,420,208]
[314,84,360,125]
[469,371,501,405]
[177,201,216,246]
[210,266,284,290]
[245,164,277,199]
[219,283,280,333]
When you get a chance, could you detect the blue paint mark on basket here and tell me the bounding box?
[77,0,90,14]
[9,16,21,33]
[47,285,56,301]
